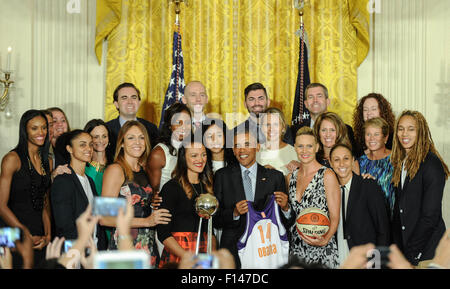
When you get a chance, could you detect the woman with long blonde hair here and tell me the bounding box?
[391,110,449,266]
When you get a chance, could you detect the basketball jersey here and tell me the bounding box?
[237,195,289,269]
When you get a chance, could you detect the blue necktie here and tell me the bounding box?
[243,169,253,202]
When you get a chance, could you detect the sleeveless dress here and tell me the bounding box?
[154,143,178,192]
[3,150,51,267]
[108,168,157,267]
[287,167,339,269]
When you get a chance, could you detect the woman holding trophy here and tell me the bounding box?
[157,137,217,268]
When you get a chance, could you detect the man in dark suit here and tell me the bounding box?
[214,125,294,268]
[291,83,358,155]
[329,143,390,262]
[106,83,159,150]
[234,82,294,146]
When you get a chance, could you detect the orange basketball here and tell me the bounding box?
[296,207,330,238]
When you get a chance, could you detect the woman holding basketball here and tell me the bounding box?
[286,127,340,268]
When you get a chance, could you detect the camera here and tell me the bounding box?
[93,197,127,217]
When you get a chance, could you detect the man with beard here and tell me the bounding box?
[234,82,294,146]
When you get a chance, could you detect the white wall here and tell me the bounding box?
[1,0,449,225]
[358,0,450,226]
[0,0,105,156]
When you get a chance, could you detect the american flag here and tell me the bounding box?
[159,21,185,129]
[291,22,311,126]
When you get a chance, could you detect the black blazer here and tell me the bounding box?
[392,152,447,265]
[214,163,294,268]
[51,167,99,241]
[343,173,391,248]
[106,116,159,150]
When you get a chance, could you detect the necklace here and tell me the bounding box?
[89,160,106,173]
[27,152,49,211]
[191,181,203,197]
[27,153,46,176]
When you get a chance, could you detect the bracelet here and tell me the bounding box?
[118,234,132,241]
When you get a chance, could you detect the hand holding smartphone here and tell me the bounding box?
[193,253,219,269]
[93,197,127,217]
[0,227,22,249]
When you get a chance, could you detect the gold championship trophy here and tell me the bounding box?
[194,194,219,255]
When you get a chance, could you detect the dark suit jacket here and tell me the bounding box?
[106,116,159,150]
[50,167,106,247]
[392,152,447,265]
[344,173,391,248]
[213,163,294,268]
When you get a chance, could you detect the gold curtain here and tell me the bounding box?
[96,0,369,127]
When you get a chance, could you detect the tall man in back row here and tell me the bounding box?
[291,83,358,154]
[106,82,159,149]
[234,82,294,146]
[182,81,215,132]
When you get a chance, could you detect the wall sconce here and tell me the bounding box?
[1,46,14,116]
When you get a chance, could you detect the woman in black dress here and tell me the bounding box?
[157,138,215,268]
[0,110,52,267]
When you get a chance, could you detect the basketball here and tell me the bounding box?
[296,207,330,238]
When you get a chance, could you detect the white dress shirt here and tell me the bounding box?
[337,177,351,266]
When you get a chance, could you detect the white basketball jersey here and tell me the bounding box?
[237,195,289,269]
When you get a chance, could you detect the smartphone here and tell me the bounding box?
[194,253,219,269]
[94,251,150,269]
[93,197,127,217]
[0,227,21,249]
[63,239,76,253]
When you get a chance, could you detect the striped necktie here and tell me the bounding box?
[243,169,253,201]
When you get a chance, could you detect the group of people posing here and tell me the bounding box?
[0,80,448,269]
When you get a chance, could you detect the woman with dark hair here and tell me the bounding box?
[157,138,215,268]
[314,112,359,173]
[146,102,192,193]
[83,119,114,196]
[352,93,395,157]
[391,110,449,266]
[83,119,114,249]
[100,121,171,267]
[51,130,100,244]
[201,119,237,173]
[0,109,52,267]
